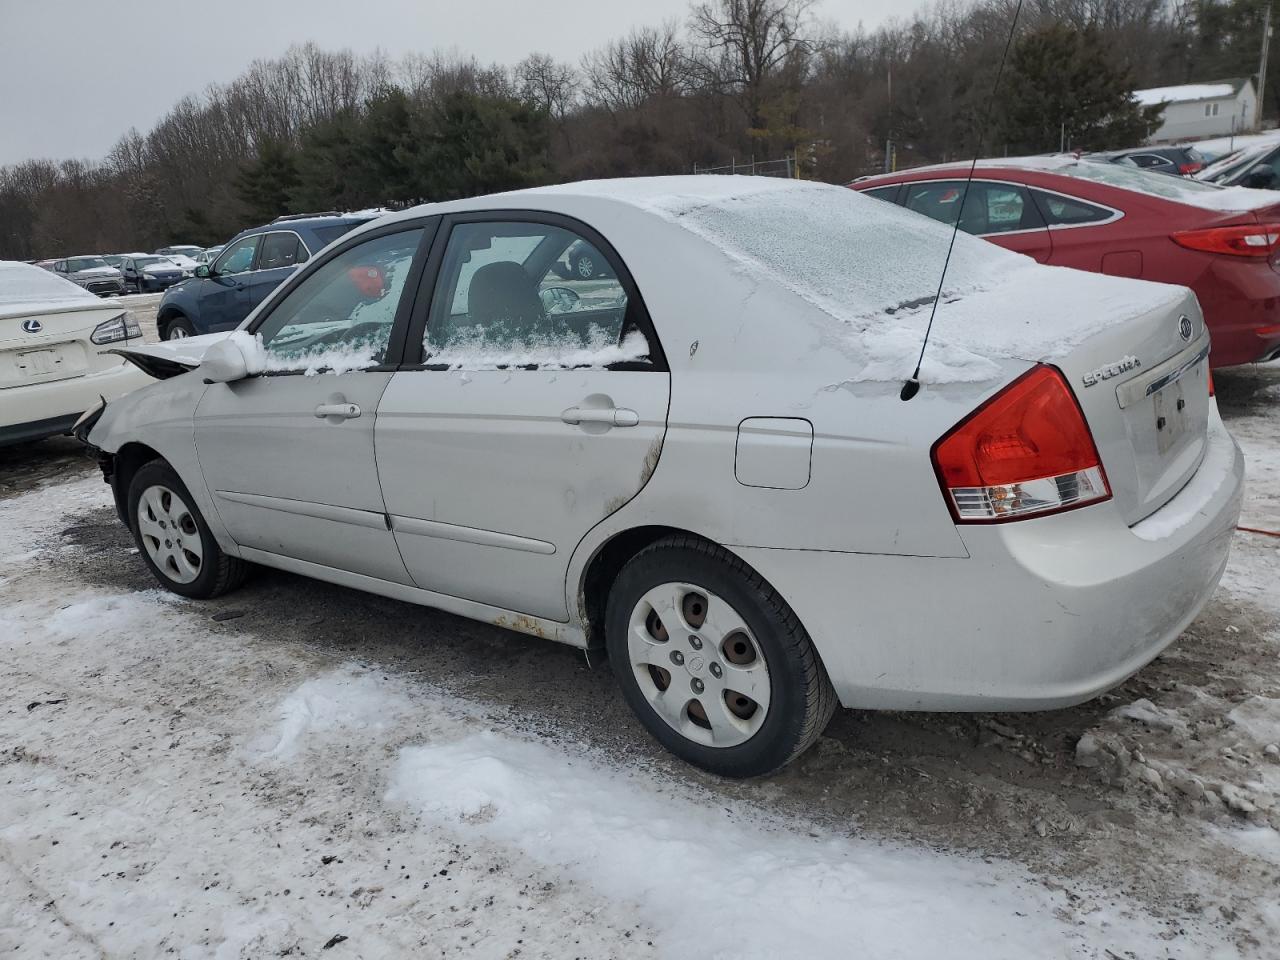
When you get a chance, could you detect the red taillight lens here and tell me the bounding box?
[931,365,1111,523]
[1208,369,1215,397]
[1178,162,1204,175]
[1171,223,1280,258]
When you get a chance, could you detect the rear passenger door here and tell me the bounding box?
[245,230,309,313]
[1028,189,1125,274]
[902,180,1052,262]
[374,213,671,621]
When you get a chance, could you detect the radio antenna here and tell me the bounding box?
[900,0,1025,402]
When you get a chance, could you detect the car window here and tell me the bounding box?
[1130,154,1171,169]
[861,185,900,203]
[214,235,260,275]
[424,221,649,369]
[258,232,305,270]
[1030,190,1114,227]
[252,228,424,373]
[902,181,1041,236]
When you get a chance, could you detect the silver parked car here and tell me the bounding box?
[79,177,1243,777]
[49,255,125,296]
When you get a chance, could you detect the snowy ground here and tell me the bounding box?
[0,363,1278,958]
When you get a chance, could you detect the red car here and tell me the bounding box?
[851,157,1280,367]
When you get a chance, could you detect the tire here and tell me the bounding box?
[127,459,249,599]
[605,535,837,778]
[163,315,194,340]
[572,252,600,280]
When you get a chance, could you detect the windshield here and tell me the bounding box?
[135,257,174,268]
[66,256,110,271]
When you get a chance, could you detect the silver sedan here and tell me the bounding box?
[80,177,1243,777]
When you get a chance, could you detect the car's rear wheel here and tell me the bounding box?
[163,316,194,339]
[128,460,249,599]
[605,535,836,778]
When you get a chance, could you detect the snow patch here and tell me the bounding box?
[426,327,650,370]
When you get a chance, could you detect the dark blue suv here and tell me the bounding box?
[154,213,377,340]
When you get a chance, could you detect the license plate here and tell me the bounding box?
[1152,379,1188,455]
[17,349,62,377]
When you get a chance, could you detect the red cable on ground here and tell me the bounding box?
[1237,525,1280,538]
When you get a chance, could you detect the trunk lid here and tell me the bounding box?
[1051,289,1212,525]
[0,302,120,390]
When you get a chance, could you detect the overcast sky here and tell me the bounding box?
[0,0,907,168]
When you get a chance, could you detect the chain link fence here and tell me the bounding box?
[692,156,798,178]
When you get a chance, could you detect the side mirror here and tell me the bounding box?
[200,337,250,384]
[540,285,581,313]
[194,264,211,278]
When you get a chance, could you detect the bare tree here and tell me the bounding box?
[689,0,815,128]
[582,22,693,113]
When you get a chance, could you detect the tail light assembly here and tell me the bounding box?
[1178,162,1204,175]
[932,365,1111,523]
[1171,223,1280,258]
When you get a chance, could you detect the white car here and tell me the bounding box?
[81,178,1243,777]
[1,261,149,446]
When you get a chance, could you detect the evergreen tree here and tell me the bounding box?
[289,112,367,213]
[235,139,300,224]
[995,24,1164,153]
[409,91,553,201]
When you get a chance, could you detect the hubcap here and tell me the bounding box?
[168,326,189,339]
[137,485,203,584]
[576,257,594,278]
[627,581,771,748]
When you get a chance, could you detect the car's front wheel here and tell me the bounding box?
[128,459,249,599]
[163,315,194,339]
[605,536,836,778]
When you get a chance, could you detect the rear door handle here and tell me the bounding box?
[561,406,640,427]
[314,402,361,420]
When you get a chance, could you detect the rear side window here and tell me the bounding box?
[860,185,901,203]
[1030,190,1114,227]
[258,232,306,270]
[423,220,650,369]
[1129,154,1172,169]
[903,181,1042,236]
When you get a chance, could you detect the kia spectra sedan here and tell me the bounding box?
[78,177,1244,778]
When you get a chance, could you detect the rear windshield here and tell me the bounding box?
[0,261,95,304]
[311,221,369,248]
[1056,159,1226,201]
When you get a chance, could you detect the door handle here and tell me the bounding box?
[560,406,639,427]
[314,402,361,420]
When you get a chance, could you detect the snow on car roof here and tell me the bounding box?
[371,176,1187,384]
[0,259,97,308]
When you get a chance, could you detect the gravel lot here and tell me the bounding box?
[1,359,1277,958]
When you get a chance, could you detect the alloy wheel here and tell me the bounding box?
[137,484,203,583]
[626,581,771,748]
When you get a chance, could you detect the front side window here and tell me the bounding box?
[423,221,650,369]
[214,235,259,275]
[252,228,423,373]
[861,185,901,203]
[1030,190,1114,227]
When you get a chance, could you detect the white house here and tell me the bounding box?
[1133,77,1257,143]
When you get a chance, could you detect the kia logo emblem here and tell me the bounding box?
[21,319,43,333]
[1178,315,1193,341]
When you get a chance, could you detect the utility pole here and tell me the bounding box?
[1259,3,1273,129]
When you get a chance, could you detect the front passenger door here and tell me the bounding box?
[194,225,429,582]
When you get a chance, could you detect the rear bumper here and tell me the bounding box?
[739,415,1245,711]
[0,359,150,445]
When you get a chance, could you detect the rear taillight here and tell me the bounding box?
[931,365,1111,523]
[1171,223,1280,257]
[1178,162,1204,175]
[1208,369,1215,397]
